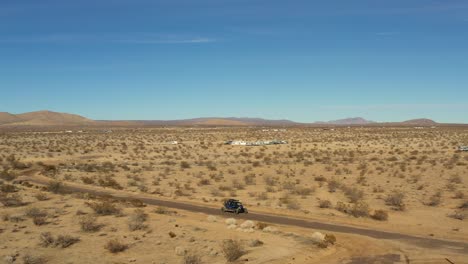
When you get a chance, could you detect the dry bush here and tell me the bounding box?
[87,201,121,215]
[47,180,63,194]
[279,194,301,210]
[385,191,406,211]
[350,202,370,217]
[39,232,80,248]
[316,233,337,248]
[255,222,269,230]
[105,239,127,253]
[128,209,148,231]
[79,215,102,232]
[98,176,123,190]
[180,161,191,169]
[22,254,47,264]
[0,170,17,181]
[425,191,443,206]
[33,216,47,226]
[327,179,340,193]
[1,184,17,193]
[459,201,468,209]
[453,191,464,199]
[183,252,202,264]
[25,207,46,217]
[221,239,245,262]
[81,176,95,184]
[0,193,24,207]
[319,200,332,208]
[39,232,55,247]
[371,210,389,221]
[33,192,49,201]
[448,210,466,220]
[343,187,364,203]
[56,235,80,248]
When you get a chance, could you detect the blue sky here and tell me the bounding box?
[1,0,468,122]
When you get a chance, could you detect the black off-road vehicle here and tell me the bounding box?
[221,199,248,214]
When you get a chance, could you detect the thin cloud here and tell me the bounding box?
[0,33,217,44]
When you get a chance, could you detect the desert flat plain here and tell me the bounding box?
[0,113,467,264]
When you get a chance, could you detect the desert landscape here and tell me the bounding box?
[1,111,467,264]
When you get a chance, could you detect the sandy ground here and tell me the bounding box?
[1,126,467,263]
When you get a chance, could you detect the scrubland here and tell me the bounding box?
[1,126,467,263]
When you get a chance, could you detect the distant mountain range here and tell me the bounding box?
[0,110,449,128]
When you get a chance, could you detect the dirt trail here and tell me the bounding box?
[20,173,468,254]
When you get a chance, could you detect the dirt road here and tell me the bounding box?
[20,174,468,254]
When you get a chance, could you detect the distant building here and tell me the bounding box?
[458,146,468,152]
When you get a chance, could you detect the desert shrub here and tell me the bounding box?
[255,222,269,230]
[314,175,326,182]
[39,232,55,247]
[316,233,337,249]
[263,176,277,186]
[0,170,17,181]
[81,176,95,184]
[22,254,47,264]
[79,215,101,232]
[33,216,47,226]
[56,235,80,248]
[327,179,340,192]
[294,186,314,196]
[459,200,468,209]
[39,232,79,248]
[448,210,466,220]
[319,200,332,208]
[47,180,63,194]
[87,201,121,215]
[257,192,268,200]
[98,176,122,190]
[34,192,49,201]
[154,206,171,215]
[105,239,127,253]
[128,209,148,231]
[25,207,47,218]
[449,174,462,184]
[244,174,256,185]
[350,202,370,217]
[0,193,24,207]
[183,252,202,264]
[385,191,406,211]
[371,210,389,221]
[425,191,442,206]
[1,184,17,193]
[198,178,210,186]
[180,161,191,169]
[343,187,364,203]
[221,239,245,262]
[279,194,301,210]
[169,231,177,238]
[454,191,465,199]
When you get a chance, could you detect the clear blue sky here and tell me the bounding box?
[1,0,468,122]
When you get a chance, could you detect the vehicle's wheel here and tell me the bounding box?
[235,209,240,214]
[221,207,225,213]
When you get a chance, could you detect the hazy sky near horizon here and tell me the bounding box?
[1,0,468,122]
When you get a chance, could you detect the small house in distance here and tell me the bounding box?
[458,146,468,152]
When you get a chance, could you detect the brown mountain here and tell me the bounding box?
[0,112,22,124]
[0,110,94,126]
[105,117,300,127]
[400,118,438,126]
